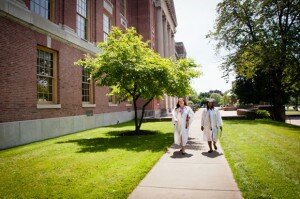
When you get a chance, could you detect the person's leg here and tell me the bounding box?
[213,141,217,150]
[208,141,213,153]
[181,136,186,154]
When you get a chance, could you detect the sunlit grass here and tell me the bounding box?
[0,121,173,198]
[221,119,300,199]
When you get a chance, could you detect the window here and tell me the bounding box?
[30,0,52,20]
[108,87,120,105]
[103,14,110,42]
[82,68,93,103]
[108,95,120,105]
[120,0,126,16]
[76,0,88,40]
[37,47,57,103]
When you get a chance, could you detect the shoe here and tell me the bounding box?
[214,145,217,150]
[208,150,213,153]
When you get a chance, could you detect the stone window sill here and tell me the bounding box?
[82,103,96,108]
[109,103,118,107]
[37,104,61,109]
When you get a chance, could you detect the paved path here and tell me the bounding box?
[129,110,243,199]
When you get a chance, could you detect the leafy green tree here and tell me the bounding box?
[208,0,300,121]
[210,93,222,105]
[76,27,200,133]
[188,89,201,104]
[221,91,231,106]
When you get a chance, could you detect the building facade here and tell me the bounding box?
[0,0,179,149]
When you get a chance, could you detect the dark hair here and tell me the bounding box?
[206,101,214,110]
[176,98,187,109]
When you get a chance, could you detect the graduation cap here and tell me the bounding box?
[206,98,215,103]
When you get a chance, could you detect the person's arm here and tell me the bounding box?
[188,106,195,122]
[201,110,205,131]
[171,108,178,125]
[216,109,223,131]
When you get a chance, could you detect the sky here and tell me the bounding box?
[173,0,234,94]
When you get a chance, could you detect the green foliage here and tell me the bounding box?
[188,89,201,104]
[221,120,300,198]
[76,27,201,132]
[255,110,271,119]
[208,0,300,121]
[210,93,222,105]
[0,121,173,199]
[220,90,231,105]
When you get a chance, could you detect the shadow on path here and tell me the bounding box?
[201,151,224,158]
[170,151,193,158]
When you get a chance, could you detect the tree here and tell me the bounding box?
[208,0,300,121]
[198,92,210,105]
[232,69,272,105]
[221,90,231,106]
[210,93,222,105]
[76,27,200,133]
[188,89,201,104]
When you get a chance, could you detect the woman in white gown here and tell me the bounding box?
[201,99,223,153]
[172,98,194,154]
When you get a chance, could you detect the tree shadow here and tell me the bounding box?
[101,121,135,129]
[56,130,173,153]
[170,151,193,159]
[201,151,223,158]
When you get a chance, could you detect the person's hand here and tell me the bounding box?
[201,126,204,131]
[220,126,223,131]
[174,119,178,123]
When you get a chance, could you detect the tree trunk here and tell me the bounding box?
[133,99,140,134]
[272,99,285,122]
[138,98,154,131]
[133,97,154,134]
[295,95,299,111]
[270,67,286,122]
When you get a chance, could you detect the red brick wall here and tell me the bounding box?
[0,17,131,123]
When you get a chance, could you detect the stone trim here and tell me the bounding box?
[37,104,62,109]
[82,103,96,108]
[0,111,135,150]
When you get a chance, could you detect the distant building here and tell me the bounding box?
[0,0,179,149]
[209,90,223,95]
[175,42,187,59]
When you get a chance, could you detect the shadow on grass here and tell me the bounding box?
[57,130,173,153]
[201,151,223,158]
[225,119,300,132]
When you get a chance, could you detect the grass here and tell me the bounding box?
[286,110,300,115]
[0,121,173,199]
[221,119,300,199]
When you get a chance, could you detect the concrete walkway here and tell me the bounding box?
[129,110,243,199]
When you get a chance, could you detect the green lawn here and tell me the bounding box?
[221,119,300,199]
[0,121,173,199]
[286,110,300,115]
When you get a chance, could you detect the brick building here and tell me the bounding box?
[0,0,179,149]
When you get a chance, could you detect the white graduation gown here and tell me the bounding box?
[201,108,223,141]
[172,106,194,146]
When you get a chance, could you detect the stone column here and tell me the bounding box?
[171,32,175,57]
[163,17,169,57]
[155,6,164,56]
[165,95,169,111]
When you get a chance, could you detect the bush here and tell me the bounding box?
[255,110,270,119]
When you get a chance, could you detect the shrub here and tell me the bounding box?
[255,110,270,119]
